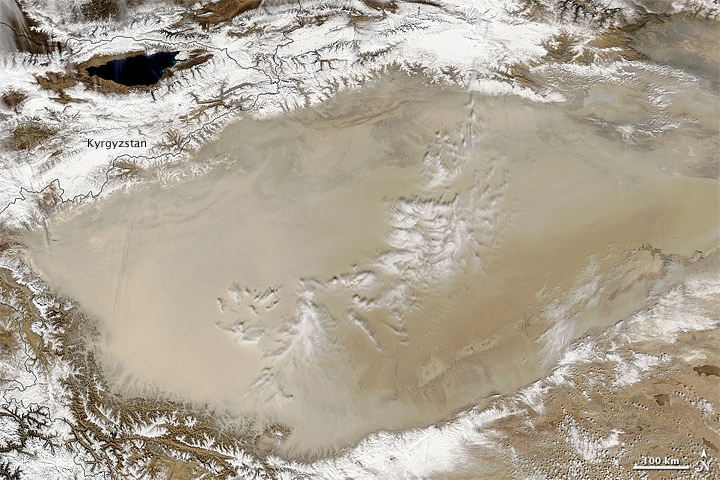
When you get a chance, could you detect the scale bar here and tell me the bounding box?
[633,465,690,471]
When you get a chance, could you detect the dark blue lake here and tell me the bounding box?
[86,51,179,87]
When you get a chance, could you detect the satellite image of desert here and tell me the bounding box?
[0,0,718,478]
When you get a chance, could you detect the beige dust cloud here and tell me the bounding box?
[24,73,719,458]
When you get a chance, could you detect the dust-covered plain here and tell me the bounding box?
[23,59,719,459]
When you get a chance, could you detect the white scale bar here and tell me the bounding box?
[633,465,690,471]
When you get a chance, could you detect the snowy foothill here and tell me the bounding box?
[0,0,637,228]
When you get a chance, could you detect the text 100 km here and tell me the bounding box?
[640,456,682,466]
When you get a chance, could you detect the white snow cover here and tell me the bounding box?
[0,0,612,227]
[558,414,621,463]
[267,269,719,478]
[0,267,93,478]
[612,274,720,344]
[609,351,665,387]
[538,260,603,367]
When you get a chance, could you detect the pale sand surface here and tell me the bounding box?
[23,72,719,457]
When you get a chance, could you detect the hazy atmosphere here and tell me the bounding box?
[2,0,718,477]
[25,72,718,457]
